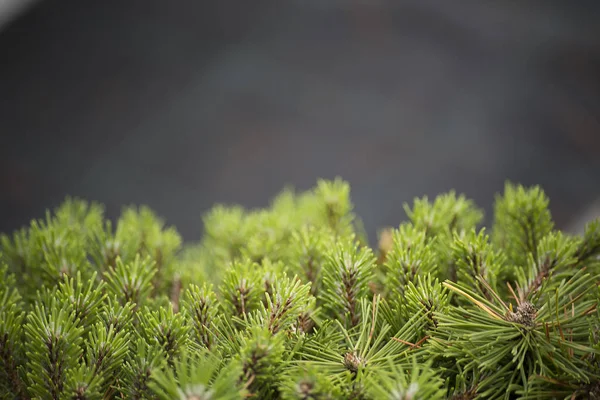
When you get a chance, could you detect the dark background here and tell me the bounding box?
[1,1,599,243]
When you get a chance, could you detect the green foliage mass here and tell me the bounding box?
[1,179,599,399]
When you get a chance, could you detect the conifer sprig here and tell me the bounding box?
[0,264,28,400]
[493,183,554,268]
[321,236,376,328]
[24,298,84,399]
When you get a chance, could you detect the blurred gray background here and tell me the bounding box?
[1,0,599,242]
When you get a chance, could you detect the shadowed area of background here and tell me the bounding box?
[1,0,599,242]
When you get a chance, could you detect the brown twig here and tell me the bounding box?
[170,274,182,313]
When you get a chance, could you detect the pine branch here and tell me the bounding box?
[24,297,84,399]
[182,283,219,350]
[236,326,285,398]
[403,191,483,239]
[313,178,355,236]
[0,265,28,399]
[138,304,190,367]
[452,228,505,301]
[219,259,263,326]
[288,225,333,298]
[321,237,376,328]
[493,182,554,269]
[575,218,600,267]
[104,255,156,308]
[121,338,165,399]
[364,357,446,400]
[516,231,579,301]
[86,322,130,393]
[261,276,312,335]
[384,223,437,299]
[55,271,106,335]
[150,349,245,400]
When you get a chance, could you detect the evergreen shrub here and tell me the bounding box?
[1,179,599,399]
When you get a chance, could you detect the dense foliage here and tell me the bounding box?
[1,179,599,399]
